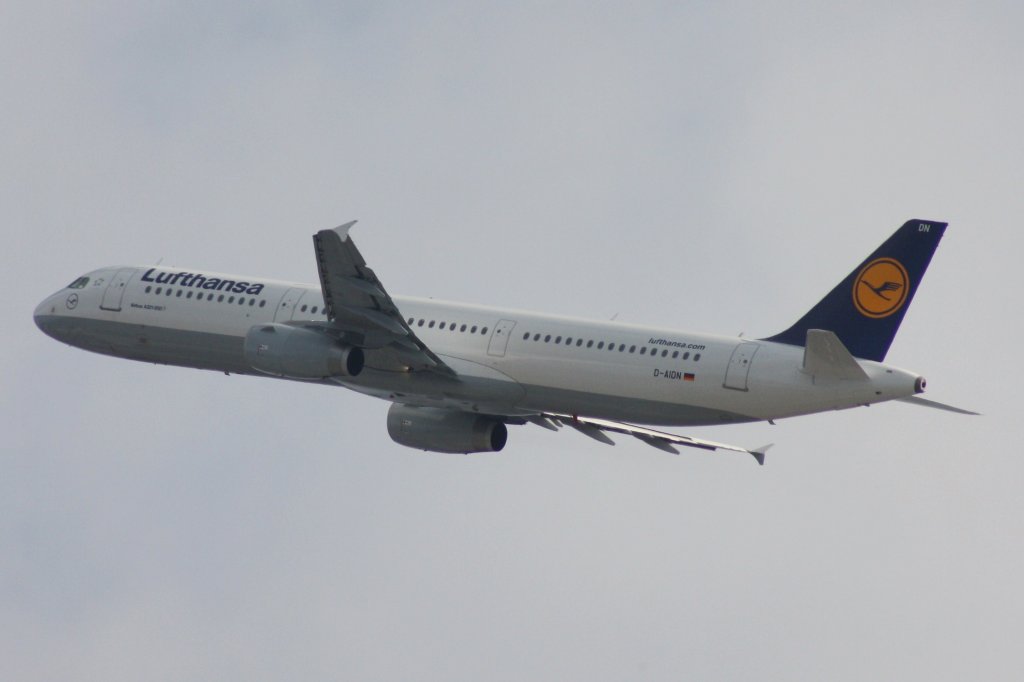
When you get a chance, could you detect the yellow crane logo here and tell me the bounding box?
[853,258,909,318]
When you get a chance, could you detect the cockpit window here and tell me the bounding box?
[67,276,90,289]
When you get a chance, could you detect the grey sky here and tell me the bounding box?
[4,2,1021,680]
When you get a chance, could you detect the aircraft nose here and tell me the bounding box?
[34,295,62,337]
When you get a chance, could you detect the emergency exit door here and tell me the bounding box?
[487,319,517,357]
[724,342,759,391]
[99,268,134,311]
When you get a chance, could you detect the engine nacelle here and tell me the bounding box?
[387,404,508,454]
[243,323,363,379]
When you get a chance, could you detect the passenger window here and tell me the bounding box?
[576,339,583,347]
[145,286,152,293]
[228,296,235,303]
[460,324,467,332]
[471,326,477,333]
[639,347,646,355]
[619,344,626,352]
[166,289,172,296]
[481,327,488,335]
[555,336,562,344]
[209,293,215,301]
[661,350,668,357]
[218,295,225,302]
[565,337,572,345]
[694,353,701,361]
[534,333,540,341]
[629,345,636,353]
[429,321,435,328]
[259,300,266,307]
[239,298,245,305]
[597,341,604,349]
[523,333,530,340]
[418,319,424,327]
[301,304,308,312]
[587,340,593,348]
[176,290,183,297]
[544,335,551,342]
[683,352,690,360]
[249,299,255,306]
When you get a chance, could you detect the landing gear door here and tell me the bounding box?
[724,342,759,391]
[274,287,304,322]
[487,319,517,357]
[99,268,135,312]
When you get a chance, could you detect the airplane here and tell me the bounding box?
[34,218,975,465]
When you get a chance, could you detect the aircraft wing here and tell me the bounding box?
[537,413,771,465]
[313,221,454,376]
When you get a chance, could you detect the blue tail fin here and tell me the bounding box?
[763,219,947,362]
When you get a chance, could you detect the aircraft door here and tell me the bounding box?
[487,319,517,357]
[99,268,135,312]
[291,289,319,319]
[274,287,304,322]
[724,342,759,391]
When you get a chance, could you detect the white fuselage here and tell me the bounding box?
[34,265,922,426]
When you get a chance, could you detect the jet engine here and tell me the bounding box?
[386,404,508,453]
[243,323,363,379]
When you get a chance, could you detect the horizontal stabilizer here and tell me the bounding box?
[897,396,979,415]
[802,329,869,380]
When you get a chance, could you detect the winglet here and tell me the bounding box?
[331,220,358,241]
[751,444,772,466]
